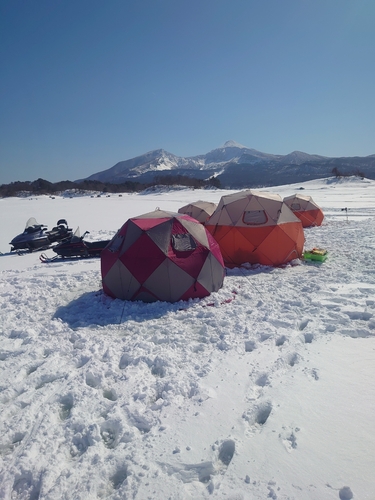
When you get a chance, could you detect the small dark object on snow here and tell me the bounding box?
[339,486,353,500]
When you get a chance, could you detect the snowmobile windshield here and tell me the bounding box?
[71,227,82,242]
[25,217,39,229]
[24,217,45,232]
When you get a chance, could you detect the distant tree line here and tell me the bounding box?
[331,167,365,178]
[0,175,221,198]
[153,175,221,189]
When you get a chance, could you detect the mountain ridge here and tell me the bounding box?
[77,142,375,188]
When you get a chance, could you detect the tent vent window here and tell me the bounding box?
[243,210,267,225]
[172,234,197,252]
[291,203,301,210]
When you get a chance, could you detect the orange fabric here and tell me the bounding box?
[293,209,324,227]
[207,221,304,267]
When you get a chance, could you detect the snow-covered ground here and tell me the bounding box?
[0,177,374,500]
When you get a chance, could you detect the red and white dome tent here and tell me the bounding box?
[101,209,225,303]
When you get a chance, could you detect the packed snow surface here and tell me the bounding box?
[0,177,374,500]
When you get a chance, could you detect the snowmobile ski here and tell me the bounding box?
[39,253,59,263]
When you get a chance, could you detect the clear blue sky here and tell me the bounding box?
[1,0,374,184]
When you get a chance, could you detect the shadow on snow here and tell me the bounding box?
[53,289,199,328]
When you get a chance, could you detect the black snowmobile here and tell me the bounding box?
[10,218,73,252]
[40,227,110,261]
[45,219,73,244]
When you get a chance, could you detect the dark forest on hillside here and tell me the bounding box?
[0,176,221,198]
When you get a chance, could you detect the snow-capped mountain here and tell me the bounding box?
[77,141,375,188]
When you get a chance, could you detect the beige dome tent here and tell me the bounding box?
[283,193,324,227]
[178,200,217,224]
[205,190,304,267]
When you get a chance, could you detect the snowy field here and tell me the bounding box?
[0,177,375,500]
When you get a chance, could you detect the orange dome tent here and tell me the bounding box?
[178,200,217,224]
[205,190,304,267]
[283,193,324,227]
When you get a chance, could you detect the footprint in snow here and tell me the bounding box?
[110,465,129,491]
[103,388,117,401]
[246,372,271,400]
[157,439,235,487]
[243,401,273,436]
[299,318,310,331]
[159,460,215,485]
[303,333,314,343]
[100,420,121,449]
[275,335,287,347]
[85,372,100,388]
[12,471,41,500]
[119,352,133,369]
[245,340,257,352]
[217,439,235,467]
[0,432,26,456]
[70,432,90,458]
[255,403,272,425]
[26,363,43,375]
[255,373,270,387]
[260,332,273,342]
[302,367,319,381]
[59,393,74,420]
[267,484,278,499]
[286,352,300,367]
[279,426,300,452]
